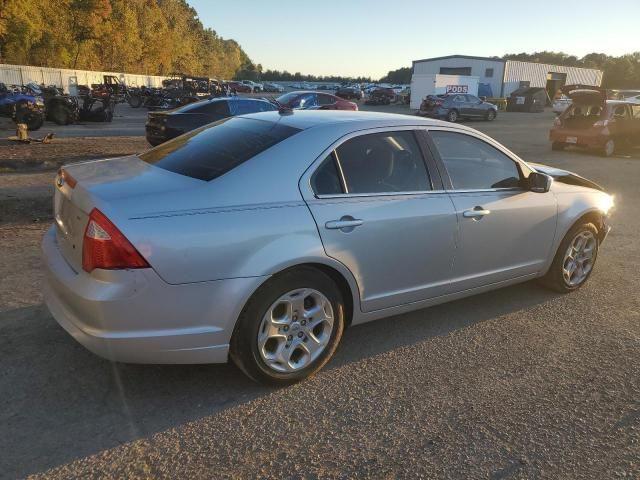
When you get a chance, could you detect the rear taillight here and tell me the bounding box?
[56,168,77,189]
[82,208,149,272]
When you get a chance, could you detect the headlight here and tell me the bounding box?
[35,97,45,106]
[600,194,615,216]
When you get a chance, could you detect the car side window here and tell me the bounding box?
[467,95,480,103]
[613,105,630,120]
[298,94,317,108]
[335,131,431,194]
[317,94,335,106]
[430,131,522,190]
[632,105,640,119]
[311,153,343,195]
[196,101,230,116]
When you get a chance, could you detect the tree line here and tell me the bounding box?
[0,0,254,80]
[380,52,640,89]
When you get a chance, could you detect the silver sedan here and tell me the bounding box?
[42,111,614,384]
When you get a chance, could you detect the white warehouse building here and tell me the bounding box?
[411,55,603,106]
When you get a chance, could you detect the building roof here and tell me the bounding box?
[413,54,505,65]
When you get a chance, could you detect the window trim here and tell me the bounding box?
[303,127,442,199]
[425,127,533,193]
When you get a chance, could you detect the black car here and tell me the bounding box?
[418,94,497,122]
[145,97,278,146]
[335,86,363,100]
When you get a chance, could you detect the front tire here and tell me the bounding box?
[230,267,345,385]
[541,222,599,293]
[446,109,459,122]
[486,109,496,121]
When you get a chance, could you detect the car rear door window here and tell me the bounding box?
[335,131,431,194]
[311,153,343,195]
[140,117,300,181]
[228,100,276,115]
[191,100,230,116]
[430,131,522,190]
[317,94,335,106]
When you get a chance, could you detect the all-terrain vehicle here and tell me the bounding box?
[0,83,46,130]
[24,83,79,125]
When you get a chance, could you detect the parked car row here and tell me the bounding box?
[145,91,358,145]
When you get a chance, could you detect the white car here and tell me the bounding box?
[241,80,263,93]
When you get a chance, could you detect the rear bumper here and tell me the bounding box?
[42,226,267,364]
[549,128,608,148]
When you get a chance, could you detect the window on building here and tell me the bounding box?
[440,67,472,76]
[485,68,494,78]
[519,81,531,88]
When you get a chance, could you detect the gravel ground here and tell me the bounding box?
[0,110,639,479]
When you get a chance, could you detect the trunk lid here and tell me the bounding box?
[53,156,203,272]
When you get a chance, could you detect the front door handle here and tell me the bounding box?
[325,216,363,231]
[463,208,491,219]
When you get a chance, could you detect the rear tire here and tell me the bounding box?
[49,104,69,125]
[601,139,616,157]
[15,105,44,131]
[541,222,599,293]
[552,142,566,151]
[230,267,345,385]
[446,109,459,122]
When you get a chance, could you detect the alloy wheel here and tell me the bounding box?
[562,231,597,287]
[257,288,334,373]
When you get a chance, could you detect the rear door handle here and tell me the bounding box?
[463,208,491,218]
[325,216,364,231]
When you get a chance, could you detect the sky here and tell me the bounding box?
[188,0,640,79]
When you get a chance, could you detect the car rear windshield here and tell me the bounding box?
[139,117,301,181]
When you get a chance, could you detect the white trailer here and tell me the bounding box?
[410,74,480,109]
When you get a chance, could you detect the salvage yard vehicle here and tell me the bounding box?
[43,110,614,385]
[275,91,358,110]
[240,80,263,92]
[227,81,252,93]
[506,87,547,113]
[335,86,363,100]
[418,93,497,122]
[0,82,45,130]
[262,82,284,93]
[364,87,396,105]
[145,97,278,146]
[549,86,640,156]
[26,83,79,125]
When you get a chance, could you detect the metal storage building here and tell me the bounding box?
[411,55,603,100]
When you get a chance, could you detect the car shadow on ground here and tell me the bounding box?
[0,280,558,478]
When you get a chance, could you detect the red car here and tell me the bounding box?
[276,91,358,110]
[227,81,252,94]
[550,86,640,157]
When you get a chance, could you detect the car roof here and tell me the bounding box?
[241,110,469,131]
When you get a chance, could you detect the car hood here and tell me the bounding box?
[529,163,604,191]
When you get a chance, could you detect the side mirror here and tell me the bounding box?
[528,172,552,193]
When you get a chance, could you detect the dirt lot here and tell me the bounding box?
[0,107,639,479]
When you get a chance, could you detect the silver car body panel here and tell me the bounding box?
[42,110,614,363]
